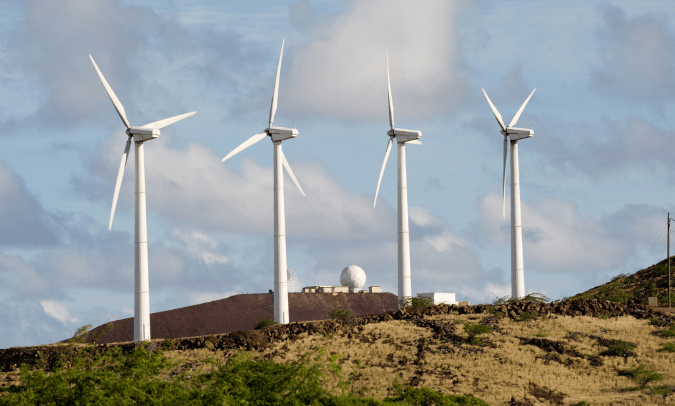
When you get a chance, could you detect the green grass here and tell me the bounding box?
[618,364,664,388]
[659,324,675,338]
[657,342,675,353]
[520,311,538,322]
[601,341,636,357]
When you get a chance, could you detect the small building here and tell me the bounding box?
[369,286,381,293]
[332,286,349,293]
[416,292,457,305]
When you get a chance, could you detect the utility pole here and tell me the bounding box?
[669,212,671,308]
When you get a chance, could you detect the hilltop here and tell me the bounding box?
[571,257,675,306]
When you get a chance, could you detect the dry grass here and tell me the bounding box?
[3,314,675,404]
[256,314,675,405]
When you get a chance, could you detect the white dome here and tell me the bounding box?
[340,265,366,289]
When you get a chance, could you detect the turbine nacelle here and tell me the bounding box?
[267,126,298,142]
[127,127,160,143]
[503,127,533,141]
[387,128,422,143]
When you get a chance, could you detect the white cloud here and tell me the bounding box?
[285,0,473,121]
[171,228,229,265]
[39,300,78,324]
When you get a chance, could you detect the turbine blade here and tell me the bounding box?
[386,51,395,130]
[222,133,267,162]
[374,137,393,208]
[502,136,508,220]
[481,88,505,131]
[507,88,536,128]
[139,111,196,130]
[281,150,305,197]
[89,55,131,129]
[269,39,284,127]
[109,137,132,230]
[407,140,422,145]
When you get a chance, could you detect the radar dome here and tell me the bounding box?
[340,265,366,289]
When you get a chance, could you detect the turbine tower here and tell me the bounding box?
[90,55,196,342]
[373,52,422,307]
[221,40,305,325]
[481,87,536,299]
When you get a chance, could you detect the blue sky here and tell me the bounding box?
[1,0,675,348]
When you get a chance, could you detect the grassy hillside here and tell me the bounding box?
[5,260,675,405]
[2,298,675,405]
[571,257,675,305]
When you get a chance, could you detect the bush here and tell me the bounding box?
[650,318,662,326]
[464,324,492,346]
[601,341,636,357]
[520,311,538,322]
[491,293,550,305]
[0,347,490,405]
[619,364,664,387]
[68,324,93,345]
[330,308,353,320]
[398,296,433,309]
[660,324,675,338]
[254,318,278,330]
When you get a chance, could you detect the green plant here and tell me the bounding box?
[598,314,610,320]
[570,401,590,406]
[658,324,675,338]
[91,322,113,344]
[657,342,675,353]
[618,364,664,387]
[254,318,278,330]
[491,292,550,305]
[601,341,636,357]
[520,311,538,322]
[463,324,492,346]
[0,347,489,405]
[68,324,93,345]
[330,308,353,320]
[533,331,547,337]
[398,296,433,309]
[161,339,174,350]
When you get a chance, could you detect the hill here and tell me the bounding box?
[3,298,675,404]
[571,257,675,306]
[81,292,398,344]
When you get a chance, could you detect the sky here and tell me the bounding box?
[1,0,675,348]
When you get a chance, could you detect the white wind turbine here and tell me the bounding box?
[373,52,422,307]
[481,87,536,300]
[90,55,196,342]
[221,39,305,325]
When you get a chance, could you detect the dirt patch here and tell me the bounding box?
[528,382,565,405]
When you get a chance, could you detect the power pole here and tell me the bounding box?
[669,212,671,309]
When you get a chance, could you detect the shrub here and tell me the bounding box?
[491,293,550,305]
[598,314,610,320]
[650,318,662,326]
[68,324,93,345]
[601,341,636,357]
[254,318,278,330]
[534,332,547,337]
[464,324,492,346]
[611,273,630,282]
[329,308,353,320]
[660,324,675,338]
[398,296,433,309]
[658,342,675,353]
[91,322,113,344]
[520,311,538,322]
[619,364,664,387]
[0,347,490,405]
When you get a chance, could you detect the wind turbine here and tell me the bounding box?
[373,52,422,307]
[481,87,536,300]
[90,55,196,342]
[221,39,305,325]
